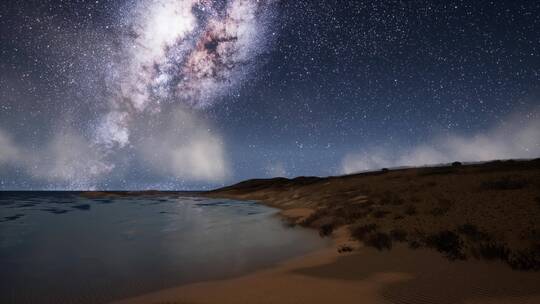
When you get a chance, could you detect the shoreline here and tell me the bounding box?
[113,206,540,304]
[113,160,540,303]
[113,228,540,304]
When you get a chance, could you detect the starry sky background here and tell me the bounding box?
[1,0,539,190]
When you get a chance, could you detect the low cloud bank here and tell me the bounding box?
[136,108,229,183]
[264,161,288,178]
[0,129,20,164]
[28,132,113,187]
[0,129,112,189]
[342,108,540,174]
[0,107,230,189]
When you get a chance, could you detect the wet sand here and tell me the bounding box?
[114,225,540,304]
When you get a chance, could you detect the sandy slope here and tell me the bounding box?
[114,230,540,304]
[206,159,540,270]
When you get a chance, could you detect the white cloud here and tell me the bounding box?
[27,131,113,188]
[0,107,230,188]
[0,128,112,189]
[341,149,395,174]
[342,108,540,174]
[264,161,288,177]
[0,129,20,164]
[136,107,229,183]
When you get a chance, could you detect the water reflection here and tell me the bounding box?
[0,192,327,304]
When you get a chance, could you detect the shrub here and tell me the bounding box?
[373,210,390,218]
[365,232,393,250]
[333,204,372,224]
[408,239,422,249]
[390,229,408,242]
[457,224,490,242]
[425,231,465,260]
[319,223,334,237]
[431,198,453,216]
[507,250,540,271]
[410,196,421,203]
[381,168,390,173]
[430,207,449,216]
[350,223,378,241]
[478,242,540,270]
[452,161,462,167]
[337,245,353,253]
[479,242,510,260]
[303,208,331,226]
[379,191,404,205]
[530,229,540,242]
[404,205,417,215]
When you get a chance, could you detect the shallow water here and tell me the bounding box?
[0,192,327,304]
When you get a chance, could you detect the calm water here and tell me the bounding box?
[0,192,327,304]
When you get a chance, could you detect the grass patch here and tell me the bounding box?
[479,242,510,260]
[365,232,393,250]
[430,207,449,216]
[350,223,378,241]
[425,231,465,260]
[457,223,490,242]
[373,210,390,218]
[379,191,404,206]
[481,177,528,190]
[430,198,454,216]
[404,205,417,215]
[477,242,540,270]
[318,223,334,237]
[408,239,422,249]
[390,228,408,242]
[337,245,353,253]
[507,250,540,271]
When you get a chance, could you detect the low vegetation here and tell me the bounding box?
[481,176,529,190]
[208,159,540,270]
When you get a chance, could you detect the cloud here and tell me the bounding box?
[0,129,20,164]
[27,131,113,188]
[264,161,288,177]
[136,107,229,183]
[342,108,540,174]
[0,128,112,189]
[0,107,229,188]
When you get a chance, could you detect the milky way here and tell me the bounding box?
[97,0,277,150]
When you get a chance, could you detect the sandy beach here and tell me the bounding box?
[114,226,540,304]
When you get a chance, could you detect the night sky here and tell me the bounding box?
[1,0,539,190]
